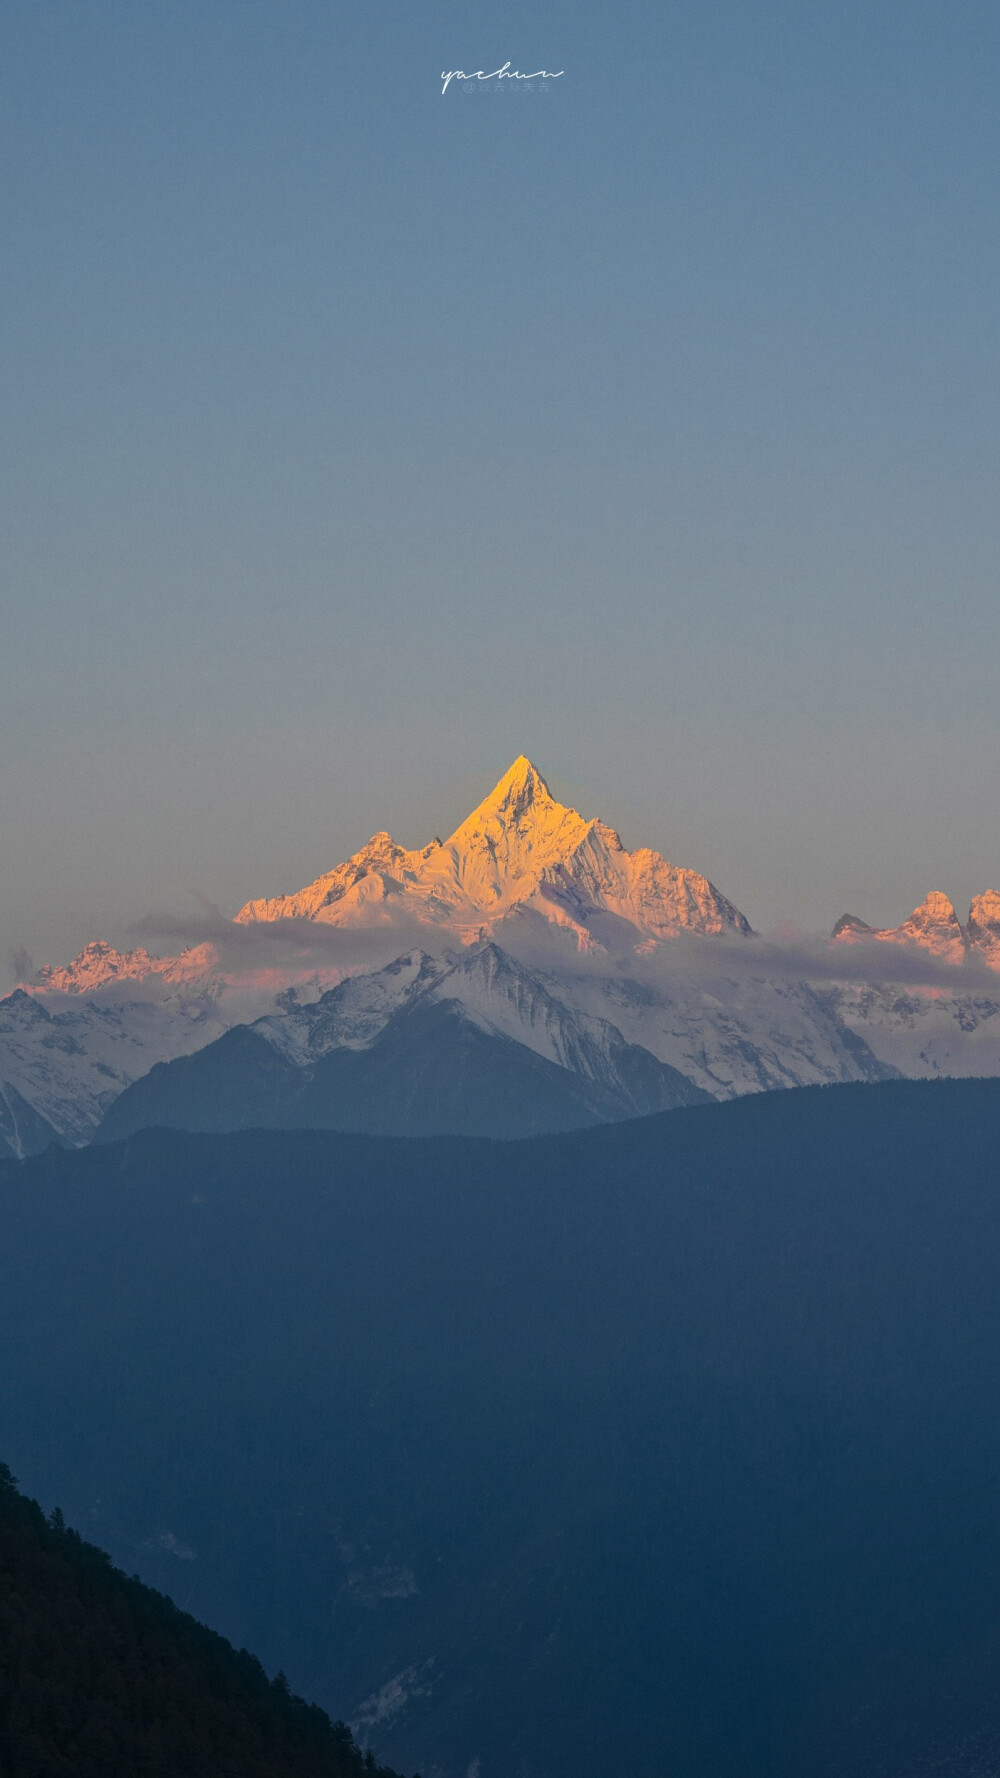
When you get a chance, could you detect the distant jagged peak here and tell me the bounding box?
[901,891,962,933]
[31,939,218,996]
[832,893,960,939]
[451,938,538,990]
[831,914,876,940]
[898,894,966,963]
[35,938,148,991]
[830,890,995,967]
[356,830,400,860]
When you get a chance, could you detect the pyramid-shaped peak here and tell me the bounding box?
[502,754,544,780]
[438,759,592,907]
[446,758,575,845]
[236,756,753,945]
[482,755,554,813]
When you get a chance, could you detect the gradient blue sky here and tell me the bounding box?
[3,0,999,969]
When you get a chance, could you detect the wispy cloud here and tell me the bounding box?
[7,947,35,989]
[498,919,1000,995]
[126,907,1000,998]
[129,910,455,973]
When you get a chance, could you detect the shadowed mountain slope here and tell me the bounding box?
[4,1081,1000,1775]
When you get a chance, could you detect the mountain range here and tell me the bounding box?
[5,757,1000,1152]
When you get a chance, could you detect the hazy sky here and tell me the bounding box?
[3,0,999,971]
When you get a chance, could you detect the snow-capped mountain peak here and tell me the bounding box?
[234,756,753,948]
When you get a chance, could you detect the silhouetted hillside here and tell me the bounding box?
[4,1079,1000,1774]
[0,1461,408,1778]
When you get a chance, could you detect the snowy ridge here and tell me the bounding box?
[254,943,705,1103]
[0,984,232,1148]
[824,980,1000,1081]
[244,940,895,1106]
[257,951,450,1062]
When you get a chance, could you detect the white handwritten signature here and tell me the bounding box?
[441,62,564,96]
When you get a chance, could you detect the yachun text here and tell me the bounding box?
[441,63,564,96]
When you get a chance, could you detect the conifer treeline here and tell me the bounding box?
[0,1463,412,1778]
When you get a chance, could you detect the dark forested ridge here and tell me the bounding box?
[4,1079,1000,1775]
[0,1463,408,1778]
